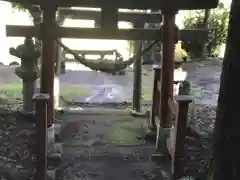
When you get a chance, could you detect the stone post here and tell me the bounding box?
[10,37,41,116]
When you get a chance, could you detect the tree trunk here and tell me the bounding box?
[203,9,210,28]
[211,0,240,179]
[200,9,210,57]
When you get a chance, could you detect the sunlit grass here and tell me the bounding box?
[142,86,153,101]
[0,84,90,101]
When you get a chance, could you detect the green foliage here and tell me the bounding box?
[11,3,28,12]
[126,40,134,56]
[183,4,229,57]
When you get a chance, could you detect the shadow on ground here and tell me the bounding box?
[55,113,171,180]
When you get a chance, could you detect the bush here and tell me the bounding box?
[183,3,229,57]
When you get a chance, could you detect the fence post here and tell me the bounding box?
[172,95,193,179]
[132,22,144,114]
[33,93,50,180]
[150,64,161,130]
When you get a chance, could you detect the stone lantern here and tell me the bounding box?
[10,37,41,115]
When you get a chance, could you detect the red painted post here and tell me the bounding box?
[33,93,50,180]
[40,5,57,127]
[159,10,177,128]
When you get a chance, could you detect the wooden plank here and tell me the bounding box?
[59,8,162,23]
[6,25,209,41]
[12,0,219,10]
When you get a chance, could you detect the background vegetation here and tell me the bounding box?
[183,3,229,58]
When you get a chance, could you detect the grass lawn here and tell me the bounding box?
[142,86,153,101]
[142,74,153,101]
[0,84,90,101]
[0,83,154,104]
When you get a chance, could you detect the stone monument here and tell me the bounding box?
[10,37,41,115]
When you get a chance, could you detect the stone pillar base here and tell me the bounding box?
[54,76,60,109]
[47,169,55,180]
[156,125,175,156]
[54,123,62,142]
[48,143,63,166]
[47,123,63,180]
[145,128,157,143]
[47,124,55,154]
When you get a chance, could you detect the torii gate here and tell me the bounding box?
[5,0,218,179]
[6,6,214,128]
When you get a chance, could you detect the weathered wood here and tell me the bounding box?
[33,93,50,180]
[64,49,121,62]
[65,49,116,56]
[59,8,162,23]
[6,25,209,41]
[40,6,57,127]
[132,22,144,113]
[172,95,193,179]
[150,65,161,130]
[11,0,218,9]
[159,10,175,128]
[132,40,142,112]
[101,3,118,29]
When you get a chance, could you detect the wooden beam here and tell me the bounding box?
[6,25,209,41]
[64,58,99,63]
[11,0,219,10]
[68,49,116,55]
[59,8,162,23]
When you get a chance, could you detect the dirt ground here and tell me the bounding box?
[0,104,216,180]
[55,113,171,180]
[0,59,221,180]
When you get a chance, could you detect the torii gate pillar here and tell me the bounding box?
[156,10,177,154]
[160,10,176,127]
[40,5,57,127]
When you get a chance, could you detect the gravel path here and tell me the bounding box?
[183,59,222,106]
